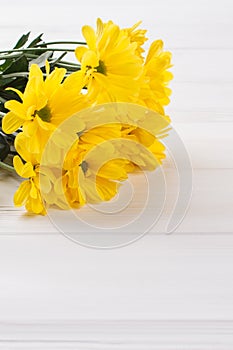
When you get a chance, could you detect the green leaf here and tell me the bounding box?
[0,105,5,113]
[0,133,10,161]
[29,51,52,68]
[0,76,14,88]
[49,52,67,67]
[9,77,27,91]
[26,45,48,57]
[28,33,44,48]
[13,32,31,49]
[0,86,22,100]
[0,59,12,72]
[3,55,28,75]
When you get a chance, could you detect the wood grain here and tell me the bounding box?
[0,0,233,348]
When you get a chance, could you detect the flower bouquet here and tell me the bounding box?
[0,18,172,214]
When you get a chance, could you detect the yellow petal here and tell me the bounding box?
[63,70,85,91]
[2,112,24,134]
[42,190,57,205]
[35,114,55,131]
[67,168,78,188]
[82,50,99,68]
[14,132,37,164]
[14,180,31,206]
[146,40,163,64]
[75,46,89,63]
[98,160,128,180]
[129,128,155,147]
[82,25,97,50]
[5,87,23,101]
[44,67,66,96]
[39,166,56,183]
[96,176,119,201]
[13,155,35,178]
[29,64,44,82]
[22,119,38,137]
[96,18,104,37]
[81,177,101,203]
[30,180,38,199]
[5,100,27,118]
[45,60,50,76]
[28,196,45,215]
[54,177,64,195]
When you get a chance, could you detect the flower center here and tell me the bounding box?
[96,60,107,75]
[80,160,88,174]
[37,105,51,122]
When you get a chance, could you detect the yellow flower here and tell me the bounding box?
[124,21,148,59]
[43,155,130,210]
[13,132,57,214]
[138,40,173,116]
[62,118,167,207]
[60,124,131,207]
[13,155,45,215]
[74,18,143,103]
[119,126,165,173]
[2,63,86,153]
[64,158,130,207]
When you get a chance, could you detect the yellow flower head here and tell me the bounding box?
[139,40,173,115]
[124,21,148,59]
[60,124,130,207]
[13,132,45,215]
[2,63,86,148]
[64,159,127,208]
[13,132,63,214]
[74,18,143,103]
[13,155,45,215]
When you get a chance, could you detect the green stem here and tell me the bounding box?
[50,51,67,66]
[56,59,80,67]
[1,72,30,78]
[0,96,6,103]
[54,62,81,71]
[36,41,86,46]
[0,161,15,172]
[0,53,22,60]
[2,66,82,78]
[0,48,75,55]
[0,53,55,60]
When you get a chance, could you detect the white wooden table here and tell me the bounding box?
[0,0,233,348]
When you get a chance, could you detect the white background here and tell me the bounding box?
[0,0,233,348]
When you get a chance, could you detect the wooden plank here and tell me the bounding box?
[172,50,233,83]
[0,0,233,49]
[0,168,233,234]
[169,82,233,114]
[0,234,233,322]
[0,320,233,349]
[0,1,232,348]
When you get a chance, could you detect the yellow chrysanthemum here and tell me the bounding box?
[73,18,143,103]
[64,158,129,208]
[13,154,45,215]
[121,125,166,168]
[124,21,148,59]
[2,63,86,154]
[60,124,132,207]
[61,119,166,208]
[63,124,122,170]
[138,40,173,116]
[13,132,67,214]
